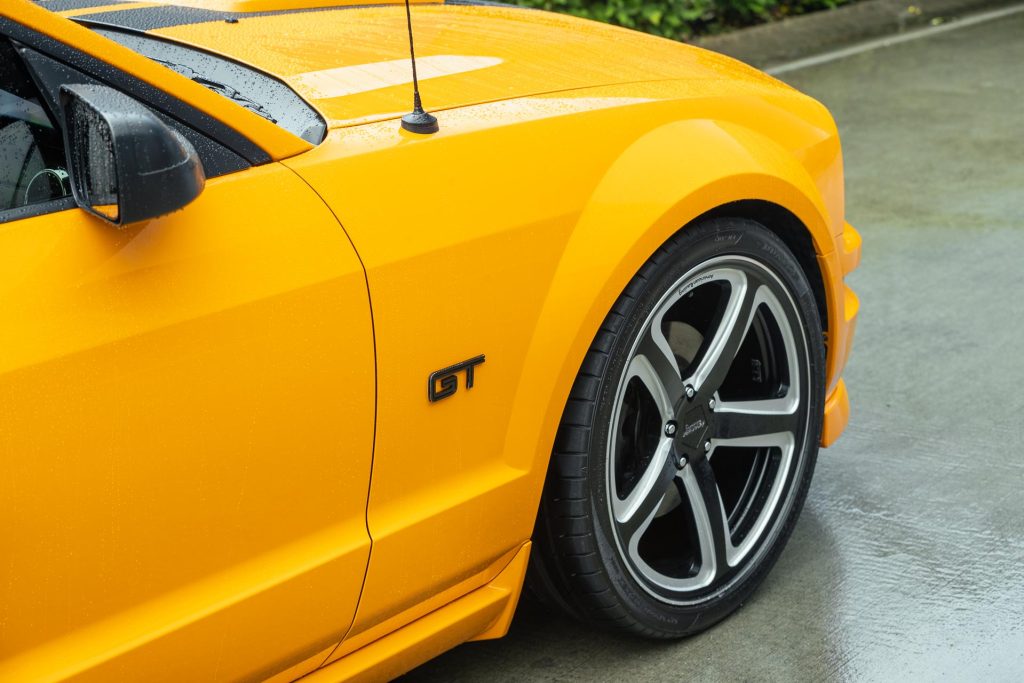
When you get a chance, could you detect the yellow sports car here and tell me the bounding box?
[0,0,860,680]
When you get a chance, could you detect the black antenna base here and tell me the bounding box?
[401,108,439,135]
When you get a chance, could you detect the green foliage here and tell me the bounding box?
[513,0,853,40]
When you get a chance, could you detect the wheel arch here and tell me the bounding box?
[702,199,829,341]
[505,117,845,524]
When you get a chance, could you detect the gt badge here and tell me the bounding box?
[428,355,485,402]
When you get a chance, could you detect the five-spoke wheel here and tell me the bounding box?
[609,256,808,603]
[530,217,825,636]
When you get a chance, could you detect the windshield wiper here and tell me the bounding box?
[153,59,278,124]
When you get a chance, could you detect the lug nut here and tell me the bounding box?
[704,440,712,453]
[665,421,677,437]
[709,398,716,410]
[684,385,696,399]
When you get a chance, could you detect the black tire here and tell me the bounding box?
[529,217,826,638]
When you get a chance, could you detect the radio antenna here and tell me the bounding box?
[400,0,439,134]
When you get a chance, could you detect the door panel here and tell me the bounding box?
[0,164,375,681]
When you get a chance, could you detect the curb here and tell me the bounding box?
[693,0,1022,68]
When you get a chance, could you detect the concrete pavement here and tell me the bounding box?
[402,12,1024,681]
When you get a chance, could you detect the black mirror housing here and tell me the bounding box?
[60,84,205,226]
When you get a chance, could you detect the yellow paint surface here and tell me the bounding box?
[2,1,858,680]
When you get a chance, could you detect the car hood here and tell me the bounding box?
[105,3,780,128]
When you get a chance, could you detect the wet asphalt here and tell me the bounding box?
[402,12,1024,681]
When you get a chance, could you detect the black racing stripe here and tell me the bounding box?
[36,0,519,22]
[32,0,132,11]
[80,6,365,31]
[77,2,517,31]
[78,7,232,30]
[0,16,269,164]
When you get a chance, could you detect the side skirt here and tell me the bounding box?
[297,542,531,683]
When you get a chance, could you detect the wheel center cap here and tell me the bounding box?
[675,403,712,455]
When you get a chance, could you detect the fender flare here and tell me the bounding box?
[503,117,843,491]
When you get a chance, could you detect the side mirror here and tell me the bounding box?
[60,84,205,226]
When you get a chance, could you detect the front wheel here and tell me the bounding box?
[530,217,826,637]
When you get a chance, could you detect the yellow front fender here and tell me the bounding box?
[286,88,857,656]
[503,117,847,479]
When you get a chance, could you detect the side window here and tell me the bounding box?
[0,38,71,214]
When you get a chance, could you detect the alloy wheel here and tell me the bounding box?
[607,255,811,604]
